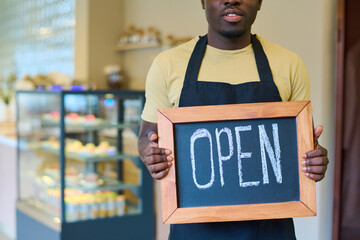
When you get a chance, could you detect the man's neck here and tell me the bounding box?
[207,31,252,50]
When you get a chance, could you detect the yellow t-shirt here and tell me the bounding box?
[141,35,310,123]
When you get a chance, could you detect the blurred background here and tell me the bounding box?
[0,0,358,240]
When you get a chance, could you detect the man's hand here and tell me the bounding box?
[138,120,173,180]
[302,125,329,182]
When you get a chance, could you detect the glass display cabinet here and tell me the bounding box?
[15,90,154,240]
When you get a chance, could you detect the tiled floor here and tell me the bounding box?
[0,231,14,240]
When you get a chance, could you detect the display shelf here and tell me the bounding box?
[16,90,154,240]
[126,205,141,215]
[17,140,141,164]
[65,152,138,163]
[17,198,141,227]
[18,139,42,151]
[64,175,140,193]
[115,42,161,51]
[40,172,140,193]
[41,146,139,163]
[70,179,139,193]
[41,120,140,133]
[16,200,60,232]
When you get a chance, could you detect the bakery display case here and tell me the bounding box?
[15,90,154,240]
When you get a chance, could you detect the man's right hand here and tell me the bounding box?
[137,120,173,180]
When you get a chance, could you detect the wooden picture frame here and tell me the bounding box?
[157,101,316,224]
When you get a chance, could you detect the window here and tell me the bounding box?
[0,0,75,78]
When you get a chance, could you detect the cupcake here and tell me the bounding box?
[81,173,101,188]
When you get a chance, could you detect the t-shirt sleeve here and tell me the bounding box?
[289,56,310,101]
[141,57,171,123]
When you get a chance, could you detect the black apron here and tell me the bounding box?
[170,35,296,240]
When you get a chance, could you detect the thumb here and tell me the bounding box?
[148,131,158,142]
[313,125,323,145]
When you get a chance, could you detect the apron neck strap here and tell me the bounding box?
[251,34,274,83]
[183,35,207,85]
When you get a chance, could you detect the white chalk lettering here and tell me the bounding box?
[258,124,282,184]
[215,127,234,186]
[190,128,215,190]
[235,126,260,187]
[189,123,283,190]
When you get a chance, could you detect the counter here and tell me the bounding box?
[0,122,17,239]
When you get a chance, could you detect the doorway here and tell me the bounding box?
[333,0,360,239]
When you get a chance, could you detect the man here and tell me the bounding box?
[138,0,329,239]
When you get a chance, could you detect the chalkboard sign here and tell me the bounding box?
[157,101,316,224]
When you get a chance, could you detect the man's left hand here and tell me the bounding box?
[302,125,329,182]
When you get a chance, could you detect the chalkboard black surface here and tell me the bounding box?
[158,101,316,224]
[175,117,299,208]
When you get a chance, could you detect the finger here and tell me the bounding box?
[145,154,173,166]
[147,146,172,157]
[304,172,325,182]
[302,157,329,166]
[303,147,327,159]
[313,125,323,141]
[302,165,327,174]
[151,168,170,180]
[148,162,172,175]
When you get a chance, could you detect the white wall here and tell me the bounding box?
[120,1,336,239]
[120,0,207,90]
[75,0,124,89]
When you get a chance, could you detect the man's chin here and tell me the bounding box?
[219,30,245,39]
